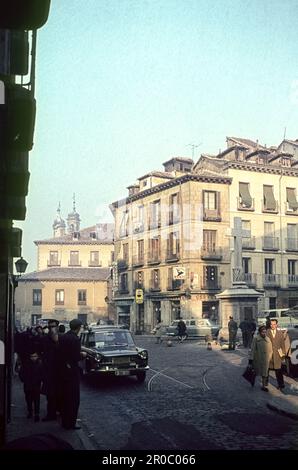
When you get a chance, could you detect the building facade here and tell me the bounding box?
[15,203,115,326]
[194,136,298,312]
[110,157,231,333]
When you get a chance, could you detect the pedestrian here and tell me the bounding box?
[247,318,257,348]
[154,321,163,344]
[177,319,187,342]
[19,351,43,421]
[40,319,60,421]
[266,319,286,390]
[239,319,250,348]
[58,324,66,334]
[249,325,273,392]
[59,319,87,430]
[228,316,238,350]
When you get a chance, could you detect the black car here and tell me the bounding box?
[79,326,149,383]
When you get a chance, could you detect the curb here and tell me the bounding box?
[266,402,298,421]
[76,428,97,450]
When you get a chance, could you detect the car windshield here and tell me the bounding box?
[89,330,135,350]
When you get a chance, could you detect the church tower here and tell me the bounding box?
[67,194,81,234]
[52,202,66,238]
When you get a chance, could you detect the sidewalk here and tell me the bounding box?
[6,375,96,450]
[217,342,298,421]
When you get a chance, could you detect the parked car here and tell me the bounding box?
[166,318,220,340]
[79,326,149,383]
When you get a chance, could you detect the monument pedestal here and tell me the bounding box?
[216,282,262,327]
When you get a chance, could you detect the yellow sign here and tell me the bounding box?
[135,289,144,304]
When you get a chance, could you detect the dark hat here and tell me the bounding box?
[69,319,83,330]
[48,319,59,327]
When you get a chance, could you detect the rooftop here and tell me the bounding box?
[35,223,114,245]
[19,267,111,282]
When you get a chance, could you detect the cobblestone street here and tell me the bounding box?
[77,337,298,450]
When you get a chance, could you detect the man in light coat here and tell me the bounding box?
[249,325,273,391]
[266,319,286,390]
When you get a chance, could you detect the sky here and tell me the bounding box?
[18,0,298,271]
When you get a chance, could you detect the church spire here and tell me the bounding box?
[52,202,66,238]
[67,194,81,234]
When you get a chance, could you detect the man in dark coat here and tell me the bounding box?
[177,319,187,342]
[228,316,238,350]
[239,319,250,348]
[59,319,86,430]
[19,351,43,421]
[40,320,60,421]
[266,319,286,390]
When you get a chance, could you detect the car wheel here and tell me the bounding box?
[136,371,146,383]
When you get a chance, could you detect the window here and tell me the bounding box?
[264,259,274,274]
[287,224,298,250]
[286,188,298,211]
[203,191,217,210]
[204,266,218,287]
[269,297,276,309]
[136,271,144,288]
[32,289,42,306]
[264,222,274,235]
[242,258,251,274]
[120,273,128,292]
[55,289,64,305]
[263,185,277,211]
[169,193,180,224]
[239,182,253,208]
[242,220,251,231]
[78,290,87,305]
[137,239,144,260]
[123,243,129,262]
[203,230,216,251]
[49,251,58,266]
[149,200,161,229]
[149,236,160,260]
[69,251,79,266]
[168,232,180,256]
[151,269,160,289]
[288,260,296,275]
[89,251,99,266]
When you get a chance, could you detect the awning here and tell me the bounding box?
[264,186,276,211]
[239,183,252,207]
[287,188,298,210]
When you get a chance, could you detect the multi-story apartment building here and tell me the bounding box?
[194,136,298,311]
[15,203,115,326]
[110,157,231,333]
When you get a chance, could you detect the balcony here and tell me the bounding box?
[167,279,183,291]
[68,261,82,267]
[237,197,255,211]
[263,274,280,287]
[149,280,161,292]
[285,203,298,216]
[288,274,298,287]
[262,237,279,251]
[201,280,221,290]
[242,237,256,250]
[147,253,161,265]
[88,260,102,267]
[133,222,144,234]
[262,201,279,214]
[200,246,223,260]
[166,251,180,262]
[243,272,257,287]
[118,286,130,294]
[286,238,298,252]
[132,255,144,267]
[203,208,221,222]
[47,261,60,267]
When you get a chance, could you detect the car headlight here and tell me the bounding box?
[138,350,148,360]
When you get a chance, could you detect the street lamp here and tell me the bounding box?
[14,256,28,286]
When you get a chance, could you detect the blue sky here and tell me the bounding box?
[18,0,298,270]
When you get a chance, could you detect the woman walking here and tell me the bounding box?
[249,325,273,392]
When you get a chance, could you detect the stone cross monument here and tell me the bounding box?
[231,217,250,284]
